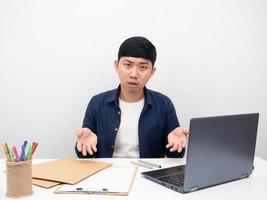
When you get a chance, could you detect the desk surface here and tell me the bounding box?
[1,157,267,200]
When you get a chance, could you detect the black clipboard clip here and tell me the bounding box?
[76,187,108,194]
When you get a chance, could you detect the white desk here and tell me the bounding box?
[1,157,267,200]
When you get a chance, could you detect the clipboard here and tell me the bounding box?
[54,166,138,196]
[32,158,112,187]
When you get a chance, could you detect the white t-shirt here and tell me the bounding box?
[112,98,144,158]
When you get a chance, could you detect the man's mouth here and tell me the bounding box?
[127,81,138,86]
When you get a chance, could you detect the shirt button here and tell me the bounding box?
[111,145,114,149]
[115,128,118,132]
[118,111,121,115]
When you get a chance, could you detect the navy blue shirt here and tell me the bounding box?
[75,86,185,158]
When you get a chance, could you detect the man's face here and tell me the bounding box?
[114,56,156,95]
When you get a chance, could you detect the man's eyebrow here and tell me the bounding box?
[123,59,149,65]
[139,61,149,65]
[123,59,134,63]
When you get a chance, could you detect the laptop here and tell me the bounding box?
[142,113,259,193]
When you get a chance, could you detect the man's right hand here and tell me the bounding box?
[76,128,98,156]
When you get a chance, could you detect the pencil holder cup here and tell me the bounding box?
[6,160,33,198]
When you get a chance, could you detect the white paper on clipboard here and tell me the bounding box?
[55,166,138,195]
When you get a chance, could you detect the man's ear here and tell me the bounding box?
[151,67,156,76]
[114,60,119,73]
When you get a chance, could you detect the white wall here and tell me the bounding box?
[1,0,266,159]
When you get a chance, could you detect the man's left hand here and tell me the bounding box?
[166,127,189,153]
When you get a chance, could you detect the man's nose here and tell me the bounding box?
[130,66,138,78]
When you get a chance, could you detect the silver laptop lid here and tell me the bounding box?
[184,113,259,192]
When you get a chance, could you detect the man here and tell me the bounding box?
[75,36,188,158]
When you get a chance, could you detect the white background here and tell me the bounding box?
[0,0,266,159]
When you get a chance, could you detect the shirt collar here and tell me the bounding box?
[106,85,153,108]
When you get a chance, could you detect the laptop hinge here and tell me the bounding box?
[240,173,249,179]
[189,186,199,192]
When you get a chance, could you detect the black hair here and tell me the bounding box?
[118,36,157,66]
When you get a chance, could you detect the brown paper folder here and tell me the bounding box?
[32,178,61,188]
[32,158,112,186]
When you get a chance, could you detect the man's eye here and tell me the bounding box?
[124,63,131,68]
[140,66,148,70]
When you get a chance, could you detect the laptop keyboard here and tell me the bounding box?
[158,173,185,187]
